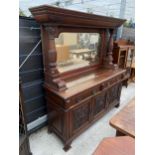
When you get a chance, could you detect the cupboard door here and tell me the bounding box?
[93,91,107,117]
[106,83,122,108]
[70,98,92,135]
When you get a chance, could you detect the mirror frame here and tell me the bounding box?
[55,31,102,78]
[52,27,106,81]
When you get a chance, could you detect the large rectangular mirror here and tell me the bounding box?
[55,33,100,73]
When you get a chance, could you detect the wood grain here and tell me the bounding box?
[29,5,125,28]
[29,5,126,151]
[93,136,135,155]
[45,69,126,100]
[110,98,135,138]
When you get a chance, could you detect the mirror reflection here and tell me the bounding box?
[55,33,100,73]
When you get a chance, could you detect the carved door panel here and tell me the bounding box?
[92,91,107,118]
[106,83,122,108]
[70,98,92,136]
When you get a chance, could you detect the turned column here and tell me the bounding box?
[100,29,107,64]
[45,26,60,77]
[41,25,66,91]
[107,29,114,65]
[104,29,118,69]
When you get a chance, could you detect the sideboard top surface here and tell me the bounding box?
[45,68,126,99]
[29,5,126,28]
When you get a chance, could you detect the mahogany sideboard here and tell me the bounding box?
[30,5,126,151]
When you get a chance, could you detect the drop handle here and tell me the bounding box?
[101,83,108,90]
[93,90,97,95]
[101,84,105,89]
[76,97,81,103]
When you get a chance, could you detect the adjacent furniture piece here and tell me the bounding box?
[113,39,135,86]
[110,98,135,138]
[93,136,135,155]
[113,39,135,68]
[19,79,32,155]
[30,5,126,151]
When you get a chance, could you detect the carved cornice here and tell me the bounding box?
[29,5,126,28]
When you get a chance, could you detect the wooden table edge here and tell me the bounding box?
[109,121,135,138]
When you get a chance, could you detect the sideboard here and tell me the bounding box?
[30,5,126,151]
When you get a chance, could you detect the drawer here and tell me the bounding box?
[100,82,108,90]
[91,86,101,95]
[74,90,92,104]
[66,74,124,108]
[110,75,123,86]
[72,86,101,104]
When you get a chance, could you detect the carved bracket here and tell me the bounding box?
[41,24,67,91]
[44,25,59,39]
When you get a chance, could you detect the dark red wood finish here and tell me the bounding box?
[30,5,126,151]
[93,136,135,155]
[110,98,135,138]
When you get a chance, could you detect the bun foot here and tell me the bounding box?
[63,144,71,151]
[115,103,120,108]
[48,127,53,134]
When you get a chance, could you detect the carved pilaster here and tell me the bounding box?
[42,25,67,91]
[107,29,114,63]
[45,27,59,78]
[104,29,118,69]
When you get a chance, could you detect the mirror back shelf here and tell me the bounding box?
[30,5,125,91]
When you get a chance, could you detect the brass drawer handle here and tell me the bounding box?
[76,97,81,103]
[101,84,105,90]
[92,90,97,95]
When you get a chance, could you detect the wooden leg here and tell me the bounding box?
[123,79,128,88]
[116,130,126,137]
[63,143,72,151]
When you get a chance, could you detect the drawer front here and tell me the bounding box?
[100,74,123,91]
[70,86,101,105]
[68,74,124,108]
